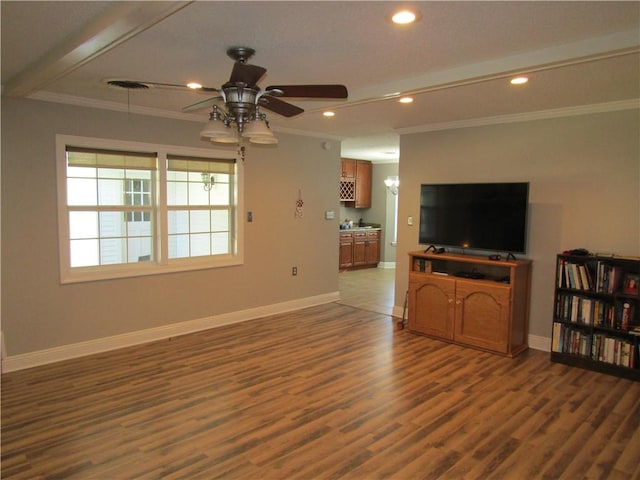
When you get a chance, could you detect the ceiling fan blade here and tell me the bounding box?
[182,95,223,112]
[266,84,348,98]
[260,96,304,118]
[229,62,267,86]
[142,81,219,93]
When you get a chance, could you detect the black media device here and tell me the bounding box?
[419,182,529,254]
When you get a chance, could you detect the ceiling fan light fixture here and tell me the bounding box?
[211,134,239,145]
[200,106,235,139]
[200,119,231,138]
[250,135,278,145]
[242,116,274,139]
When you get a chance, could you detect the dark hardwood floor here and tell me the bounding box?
[2,302,640,479]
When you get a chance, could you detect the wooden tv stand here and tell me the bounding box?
[407,251,532,357]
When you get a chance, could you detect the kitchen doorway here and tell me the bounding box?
[337,267,396,317]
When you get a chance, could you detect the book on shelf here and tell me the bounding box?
[620,302,633,330]
[591,333,635,368]
[558,259,594,291]
[596,262,624,294]
[552,322,590,356]
[555,293,632,329]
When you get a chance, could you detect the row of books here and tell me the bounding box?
[552,322,590,356]
[555,293,636,329]
[557,260,593,291]
[592,333,636,368]
[552,322,637,368]
[595,261,625,294]
[557,259,628,294]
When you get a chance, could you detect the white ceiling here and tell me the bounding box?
[2,1,639,162]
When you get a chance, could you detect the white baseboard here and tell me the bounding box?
[391,305,405,319]
[3,292,340,373]
[528,334,551,352]
[378,262,396,269]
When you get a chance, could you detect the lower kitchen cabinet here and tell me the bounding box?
[339,229,380,270]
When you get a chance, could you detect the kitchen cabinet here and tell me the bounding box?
[340,159,371,208]
[339,229,380,270]
[340,158,356,179]
[339,232,354,268]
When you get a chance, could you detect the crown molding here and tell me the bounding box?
[396,99,640,135]
[27,90,639,139]
[26,90,347,141]
[28,90,205,122]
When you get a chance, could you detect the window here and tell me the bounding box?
[125,179,151,222]
[65,147,156,267]
[57,136,242,283]
[166,155,236,259]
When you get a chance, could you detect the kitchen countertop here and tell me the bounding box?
[339,226,381,232]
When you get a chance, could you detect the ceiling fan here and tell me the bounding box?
[108,46,348,143]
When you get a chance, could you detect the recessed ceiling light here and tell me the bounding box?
[399,96,414,104]
[187,82,203,89]
[510,76,529,85]
[323,111,335,117]
[392,9,417,25]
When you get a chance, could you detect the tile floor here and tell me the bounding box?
[337,267,400,317]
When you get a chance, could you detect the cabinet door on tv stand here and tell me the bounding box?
[408,273,455,340]
[454,280,511,354]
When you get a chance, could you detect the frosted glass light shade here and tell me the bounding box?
[242,118,274,139]
[201,118,233,139]
[250,135,278,144]
[211,134,239,145]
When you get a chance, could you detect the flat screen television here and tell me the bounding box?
[419,182,529,254]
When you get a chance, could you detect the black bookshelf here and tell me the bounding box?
[551,253,640,381]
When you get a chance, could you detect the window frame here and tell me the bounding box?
[56,135,243,284]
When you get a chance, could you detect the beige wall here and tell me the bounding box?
[395,109,640,339]
[1,98,341,356]
[3,98,638,359]
[371,163,399,264]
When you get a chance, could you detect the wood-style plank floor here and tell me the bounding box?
[3,303,640,479]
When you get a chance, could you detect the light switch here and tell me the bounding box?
[407,216,413,226]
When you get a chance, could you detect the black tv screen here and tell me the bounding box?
[419,182,529,253]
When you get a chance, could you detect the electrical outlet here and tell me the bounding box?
[247,211,253,222]
[292,266,298,276]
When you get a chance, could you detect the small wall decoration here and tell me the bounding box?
[295,189,304,218]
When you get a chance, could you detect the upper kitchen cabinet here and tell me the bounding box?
[340,159,372,209]
[340,158,356,180]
